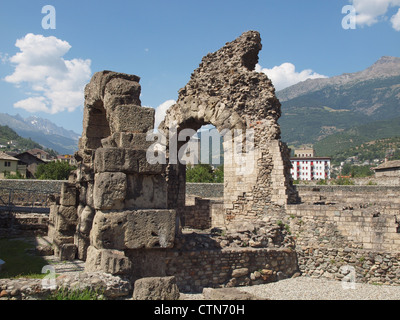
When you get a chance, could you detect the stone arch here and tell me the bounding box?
[78,71,143,153]
[159,31,297,228]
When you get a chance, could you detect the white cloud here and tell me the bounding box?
[255,63,327,91]
[350,0,400,30]
[0,52,9,64]
[153,99,176,129]
[391,8,400,30]
[4,33,92,114]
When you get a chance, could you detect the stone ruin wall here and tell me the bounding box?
[159,31,297,226]
[46,31,400,290]
[46,31,300,291]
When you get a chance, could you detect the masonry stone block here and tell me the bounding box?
[93,172,127,210]
[125,174,168,209]
[90,209,176,250]
[108,104,155,134]
[94,148,164,174]
[85,245,132,275]
[132,276,180,300]
[56,205,78,234]
[59,243,77,261]
[115,132,155,150]
[60,183,77,207]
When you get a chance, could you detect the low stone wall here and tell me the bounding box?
[0,213,49,236]
[128,246,298,293]
[297,247,400,285]
[182,198,212,230]
[185,183,223,199]
[286,204,400,251]
[295,185,400,207]
[274,203,400,286]
[0,179,64,194]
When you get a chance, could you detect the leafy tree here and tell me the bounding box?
[341,164,374,178]
[214,165,224,183]
[36,161,76,180]
[186,164,224,183]
[5,171,26,179]
[186,164,215,183]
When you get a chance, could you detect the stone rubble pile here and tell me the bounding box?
[0,272,131,300]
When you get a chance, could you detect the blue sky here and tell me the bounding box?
[0,0,399,134]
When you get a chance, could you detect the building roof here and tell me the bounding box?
[15,152,46,163]
[27,148,49,155]
[373,160,400,171]
[0,152,19,161]
[290,157,331,161]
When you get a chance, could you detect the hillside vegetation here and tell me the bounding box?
[277,57,400,148]
[0,125,43,151]
[314,117,400,160]
[0,124,57,156]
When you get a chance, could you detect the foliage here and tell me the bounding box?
[47,287,105,300]
[331,177,355,185]
[36,161,76,180]
[213,165,224,183]
[314,122,400,162]
[0,125,43,151]
[279,75,400,148]
[4,171,26,179]
[341,164,374,178]
[186,164,224,183]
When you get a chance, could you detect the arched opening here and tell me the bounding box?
[173,123,225,230]
[81,100,111,151]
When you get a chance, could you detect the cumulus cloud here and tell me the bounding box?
[0,52,9,64]
[4,33,91,114]
[391,8,400,30]
[255,63,327,91]
[153,99,176,129]
[350,0,400,29]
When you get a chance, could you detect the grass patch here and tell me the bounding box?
[0,238,49,279]
[47,287,105,300]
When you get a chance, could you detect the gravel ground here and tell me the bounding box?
[181,277,400,300]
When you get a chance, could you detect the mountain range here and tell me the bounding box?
[277,56,400,149]
[0,113,80,154]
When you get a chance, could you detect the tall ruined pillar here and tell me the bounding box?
[49,72,177,276]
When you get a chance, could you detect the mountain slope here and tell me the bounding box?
[314,116,400,158]
[0,113,80,154]
[277,56,400,147]
[0,125,43,151]
[277,56,400,102]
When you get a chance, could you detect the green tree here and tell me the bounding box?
[213,165,224,183]
[36,161,76,180]
[186,164,215,183]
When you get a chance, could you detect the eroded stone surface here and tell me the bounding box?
[90,210,176,250]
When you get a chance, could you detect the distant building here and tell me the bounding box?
[0,152,20,178]
[27,148,52,161]
[15,151,46,178]
[291,148,331,181]
[373,160,400,178]
[56,154,77,166]
[294,148,315,158]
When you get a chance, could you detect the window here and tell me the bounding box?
[5,161,11,167]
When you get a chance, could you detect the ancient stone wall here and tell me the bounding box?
[182,197,212,230]
[128,246,298,293]
[297,247,400,285]
[159,31,298,227]
[0,179,63,194]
